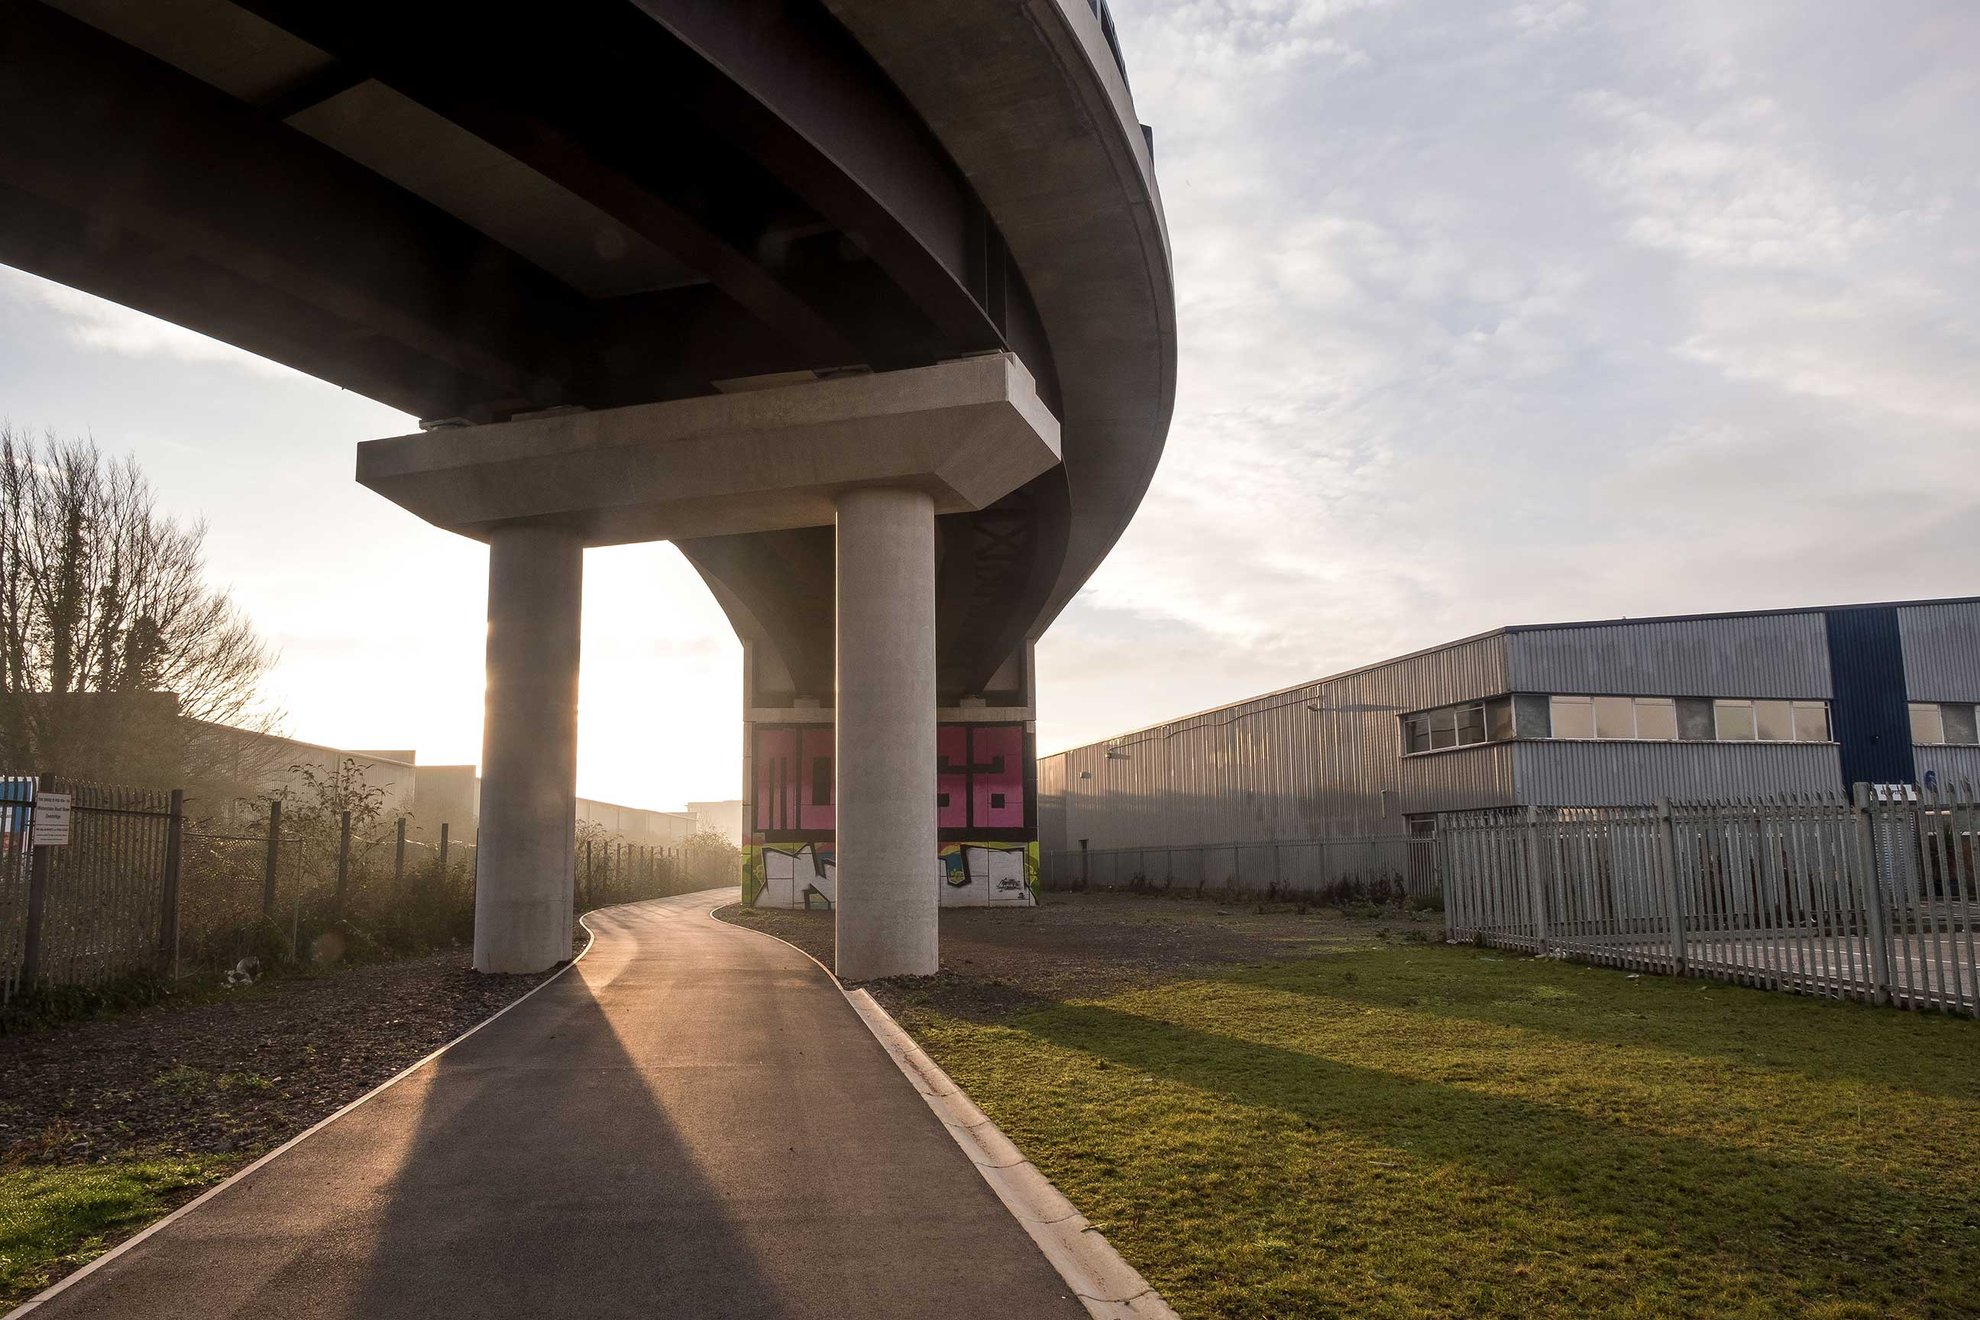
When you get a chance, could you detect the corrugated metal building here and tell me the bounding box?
[1040,597,1980,871]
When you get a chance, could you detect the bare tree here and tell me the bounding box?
[0,426,274,783]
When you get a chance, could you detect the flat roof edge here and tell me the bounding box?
[1042,594,1980,759]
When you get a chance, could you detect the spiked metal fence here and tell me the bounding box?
[1441,784,1980,1015]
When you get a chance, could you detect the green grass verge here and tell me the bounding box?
[0,1155,233,1302]
[897,946,1980,1319]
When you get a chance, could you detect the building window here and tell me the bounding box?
[1635,697,1679,741]
[1714,699,1830,743]
[1548,695,1678,741]
[1909,701,1980,746]
[1714,699,1757,742]
[1550,695,1595,740]
[1400,697,1511,755]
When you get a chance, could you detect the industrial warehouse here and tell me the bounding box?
[1037,596,1980,891]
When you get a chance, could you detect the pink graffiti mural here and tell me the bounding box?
[937,726,969,829]
[800,727,834,831]
[969,726,1023,829]
[754,728,797,831]
[754,726,835,832]
[754,721,1028,838]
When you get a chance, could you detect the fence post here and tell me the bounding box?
[440,822,451,878]
[1523,804,1551,954]
[160,789,185,978]
[261,798,282,918]
[20,772,54,990]
[394,817,407,889]
[1653,797,1687,976]
[334,809,352,910]
[1850,783,1895,1006]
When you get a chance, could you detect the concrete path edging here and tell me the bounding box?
[714,907,1180,1320]
[3,917,603,1319]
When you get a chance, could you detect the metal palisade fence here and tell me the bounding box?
[0,776,182,1002]
[1441,784,1980,1016]
[1,772,710,1005]
[1041,834,1440,903]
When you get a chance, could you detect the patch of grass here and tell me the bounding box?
[151,1064,210,1097]
[901,945,1980,1319]
[0,1156,231,1302]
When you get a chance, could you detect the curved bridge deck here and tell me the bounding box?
[21,891,1081,1319]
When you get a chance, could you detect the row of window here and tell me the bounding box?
[1401,694,1832,755]
[1910,701,1980,747]
[1404,695,1980,755]
[1401,698,1511,754]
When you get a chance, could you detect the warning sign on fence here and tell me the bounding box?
[31,792,71,846]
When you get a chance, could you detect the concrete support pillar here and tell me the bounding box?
[474,523,582,973]
[834,487,939,980]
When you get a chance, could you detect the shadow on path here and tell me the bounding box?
[26,893,1084,1319]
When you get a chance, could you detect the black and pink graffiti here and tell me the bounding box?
[751,723,1030,839]
[745,721,1036,909]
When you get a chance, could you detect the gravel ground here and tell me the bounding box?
[0,935,583,1169]
[716,891,1441,1020]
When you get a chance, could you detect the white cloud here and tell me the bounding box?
[1039,0,1980,753]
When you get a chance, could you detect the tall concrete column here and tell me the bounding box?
[834,486,939,980]
[475,523,583,973]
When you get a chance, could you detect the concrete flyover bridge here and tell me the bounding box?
[0,0,1175,978]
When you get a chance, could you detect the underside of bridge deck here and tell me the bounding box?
[0,0,1173,975]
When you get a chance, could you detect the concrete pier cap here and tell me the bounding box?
[356,352,1061,545]
[361,352,1060,976]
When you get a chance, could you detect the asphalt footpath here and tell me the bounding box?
[18,890,1086,1319]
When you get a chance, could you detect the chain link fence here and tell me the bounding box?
[1042,834,1441,905]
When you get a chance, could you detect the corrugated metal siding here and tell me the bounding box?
[1506,615,1831,697]
[1037,753,1067,852]
[1825,607,1915,787]
[1914,746,1980,790]
[1513,741,1843,805]
[1898,601,1980,701]
[1045,634,1514,851]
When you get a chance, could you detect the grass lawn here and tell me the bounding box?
[0,1156,230,1300]
[860,909,1980,1318]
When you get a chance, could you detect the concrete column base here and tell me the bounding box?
[474,523,582,973]
[834,486,939,980]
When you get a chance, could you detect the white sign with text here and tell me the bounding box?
[31,792,71,846]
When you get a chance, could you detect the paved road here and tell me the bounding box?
[24,891,1084,1319]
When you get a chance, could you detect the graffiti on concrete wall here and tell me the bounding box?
[749,841,837,909]
[745,841,1037,909]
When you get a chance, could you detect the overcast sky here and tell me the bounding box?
[1,0,1974,809]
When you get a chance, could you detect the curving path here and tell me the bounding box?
[16,890,1084,1319]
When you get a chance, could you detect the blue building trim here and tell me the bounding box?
[1824,607,1915,788]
